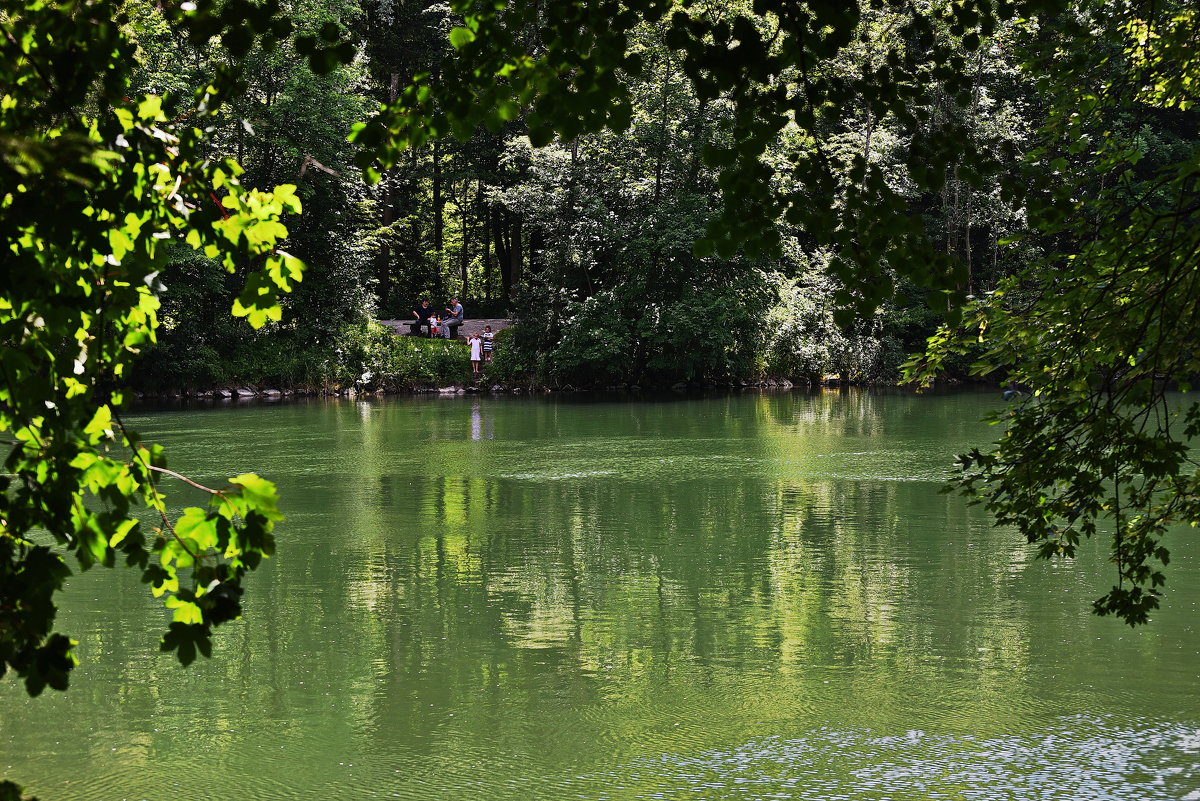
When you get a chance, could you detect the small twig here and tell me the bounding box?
[298,154,340,178]
[136,444,240,519]
[110,411,205,563]
[147,464,221,494]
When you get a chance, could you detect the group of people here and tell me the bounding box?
[411,297,494,375]
[412,298,463,339]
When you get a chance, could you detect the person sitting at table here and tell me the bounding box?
[441,297,464,339]
[410,299,434,336]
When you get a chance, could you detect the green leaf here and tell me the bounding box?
[449,27,476,49]
[496,100,520,121]
[230,473,283,521]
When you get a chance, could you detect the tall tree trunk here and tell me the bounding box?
[965,207,974,296]
[459,186,470,298]
[964,49,985,297]
[492,212,524,299]
[481,191,492,301]
[494,213,511,299]
[377,72,401,313]
[378,171,394,312]
[991,235,999,291]
[685,98,709,190]
[432,138,444,258]
[508,216,523,297]
[653,51,672,206]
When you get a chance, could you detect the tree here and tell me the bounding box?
[1,0,379,782]
[0,0,322,703]
[356,0,1200,625]
[908,2,1200,625]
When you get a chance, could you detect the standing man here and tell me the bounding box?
[442,297,464,338]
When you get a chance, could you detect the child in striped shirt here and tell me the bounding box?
[481,326,495,363]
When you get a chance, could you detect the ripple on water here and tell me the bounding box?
[492,449,954,485]
[499,470,620,480]
[572,716,1200,801]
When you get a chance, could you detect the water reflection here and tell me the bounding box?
[469,400,494,441]
[1,392,1197,800]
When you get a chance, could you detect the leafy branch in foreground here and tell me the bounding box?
[906,3,1200,625]
[2,0,306,693]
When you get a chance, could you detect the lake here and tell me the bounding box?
[2,390,1197,800]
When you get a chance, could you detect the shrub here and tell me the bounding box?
[376,336,472,388]
[483,326,531,385]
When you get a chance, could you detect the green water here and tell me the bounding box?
[2,391,1198,800]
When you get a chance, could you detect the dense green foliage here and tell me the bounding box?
[908,4,1200,624]
[1,0,305,699]
[115,0,1051,392]
[1,0,335,782]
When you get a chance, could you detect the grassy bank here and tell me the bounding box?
[132,321,476,395]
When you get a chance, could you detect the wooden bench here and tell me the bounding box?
[406,319,462,338]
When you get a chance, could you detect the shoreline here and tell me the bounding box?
[128,378,805,404]
[126,379,994,411]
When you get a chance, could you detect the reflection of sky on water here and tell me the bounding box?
[388,716,1199,800]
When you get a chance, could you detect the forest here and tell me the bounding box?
[113,0,1194,393]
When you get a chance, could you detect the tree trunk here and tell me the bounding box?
[481,192,492,301]
[459,187,470,298]
[492,212,524,299]
[653,51,672,206]
[432,137,444,258]
[377,72,401,313]
[494,213,511,298]
[378,171,394,312]
[685,98,709,191]
[508,216,523,296]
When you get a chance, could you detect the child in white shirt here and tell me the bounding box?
[468,332,482,374]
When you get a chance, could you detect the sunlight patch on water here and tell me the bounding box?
[580,716,1199,801]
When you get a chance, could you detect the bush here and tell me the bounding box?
[133,318,475,393]
[763,274,904,385]
[501,262,772,387]
[481,326,529,385]
[332,321,473,390]
[376,336,473,388]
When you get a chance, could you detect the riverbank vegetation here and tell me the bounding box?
[133,318,476,394]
